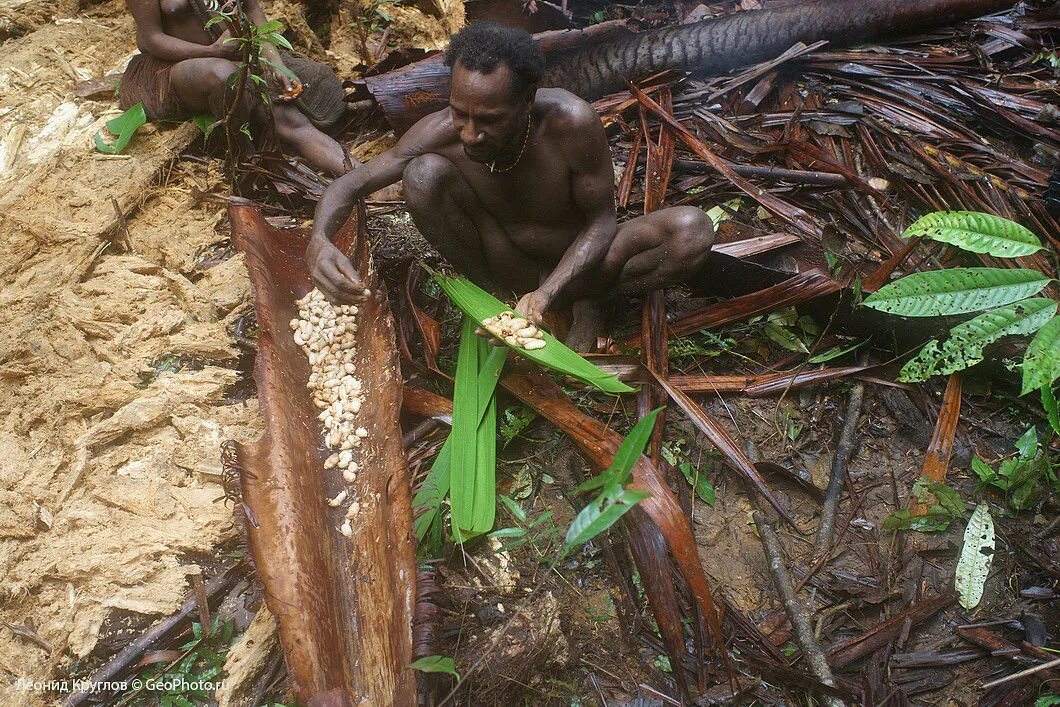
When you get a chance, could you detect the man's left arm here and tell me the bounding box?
[516,104,617,324]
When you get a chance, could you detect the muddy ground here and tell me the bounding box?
[1,0,1057,705]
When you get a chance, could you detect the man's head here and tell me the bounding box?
[444,22,545,164]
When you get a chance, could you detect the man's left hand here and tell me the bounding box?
[266,61,303,100]
[515,290,550,326]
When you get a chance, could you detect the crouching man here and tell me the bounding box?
[307,21,714,349]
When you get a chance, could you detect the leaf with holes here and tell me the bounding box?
[903,211,1043,258]
[899,299,1057,382]
[862,268,1050,317]
[955,504,994,610]
[1022,316,1060,395]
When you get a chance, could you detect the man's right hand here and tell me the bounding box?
[211,34,241,60]
[307,236,370,304]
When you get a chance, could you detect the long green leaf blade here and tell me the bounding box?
[449,318,483,532]
[900,298,1057,382]
[576,408,663,493]
[1021,315,1060,395]
[862,268,1050,317]
[470,351,498,533]
[903,211,1043,258]
[432,272,633,394]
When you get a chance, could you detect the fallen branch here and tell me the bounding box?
[981,656,1060,690]
[813,351,869,558]
[826,594,955,669]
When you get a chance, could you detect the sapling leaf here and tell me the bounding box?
[863,268,1051,317]
[903,211,1043,258]
[575,408,663,493]
[808,339,867,364]
[1042,383,1059,436]
[565,487,652,550]
[1022,316,1060,394]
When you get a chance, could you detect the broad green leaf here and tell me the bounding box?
[899,298,1057,382]
[408,655,460,680]
[971,456,996,485]
[431,272,633,394]
[1035,696,1060,707]
[1022,316,1060,395]
[808,339,867,364]
[763,322,809,353]
[575,408,662,494]
[1015,426,1039,459]
[862,268,1050,317]
[955,504,994,610]
[192,112,218,136]
[1042,383,1060,436]
[565,488,651,549]
[265,31,294,50]
[903,211,1043,258]
[94,102,147,155]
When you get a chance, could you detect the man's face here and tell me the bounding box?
[449,62,530,164]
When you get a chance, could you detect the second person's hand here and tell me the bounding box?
[307,236,370,304]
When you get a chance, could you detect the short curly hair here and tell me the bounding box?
[444,22,545,97]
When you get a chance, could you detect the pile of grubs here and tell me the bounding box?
[291,288,368,538]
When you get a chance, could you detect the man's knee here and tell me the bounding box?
[203,58,239,87]
[667,206,714,263]
[403,153,454,202]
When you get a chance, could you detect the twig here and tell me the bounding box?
[813,350,869,558]
[63,562,244,706]
[742,444,843,707]
[980,656,1060,690]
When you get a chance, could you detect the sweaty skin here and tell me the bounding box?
[126,0,351,176]
[309,62,713,347]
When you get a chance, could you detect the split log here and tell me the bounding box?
[361,0,1015,132]
[226,202,417,705]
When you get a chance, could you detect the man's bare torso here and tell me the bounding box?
[409,88,607,264]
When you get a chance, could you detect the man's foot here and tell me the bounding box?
[564,299,605,353]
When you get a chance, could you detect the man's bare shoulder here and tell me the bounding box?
[396,107,459,156]
[535,88,601,135]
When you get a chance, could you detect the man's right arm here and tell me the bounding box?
[307,116,441,302]
[127,0,235,61]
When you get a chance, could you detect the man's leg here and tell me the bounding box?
[403,153,541,294]
[562,205,714,350]
[170,58,240,115]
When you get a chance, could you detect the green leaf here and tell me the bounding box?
[450,319,503,536]
[575,408,662,494]
[192,113,218,136]
[1022,316,1060,395]
[1015,426,1039,459]
[862,268,1051,317]
[899,299,1057,382]
[705,198,741,228]
[971,456,996,485]
[94,102,147,154]
[1036,695,1060,707]
[565,487,651,549]
[255,20,284,34]
[412,346,507,543]
[903,211,1043,258]
[265,31,294,50]
[927,482,964,518]
[808,339,867,364]
[679,462,715,505]
[1042,383,1060,437]
[955,504,994,610]
[498,494,527,524]
[882,508,953,532]
[408,655,460,680]
[488,527,526,538]
[763,322,809,353]
[260,56,298,81]
[431,272,633,394]
[204,15,228,29]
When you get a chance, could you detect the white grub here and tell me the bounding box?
[355,427,368,438]
[340,520,353,537]
[327,489,348,507]
[481,312,547,351]
[342,469,357,483]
